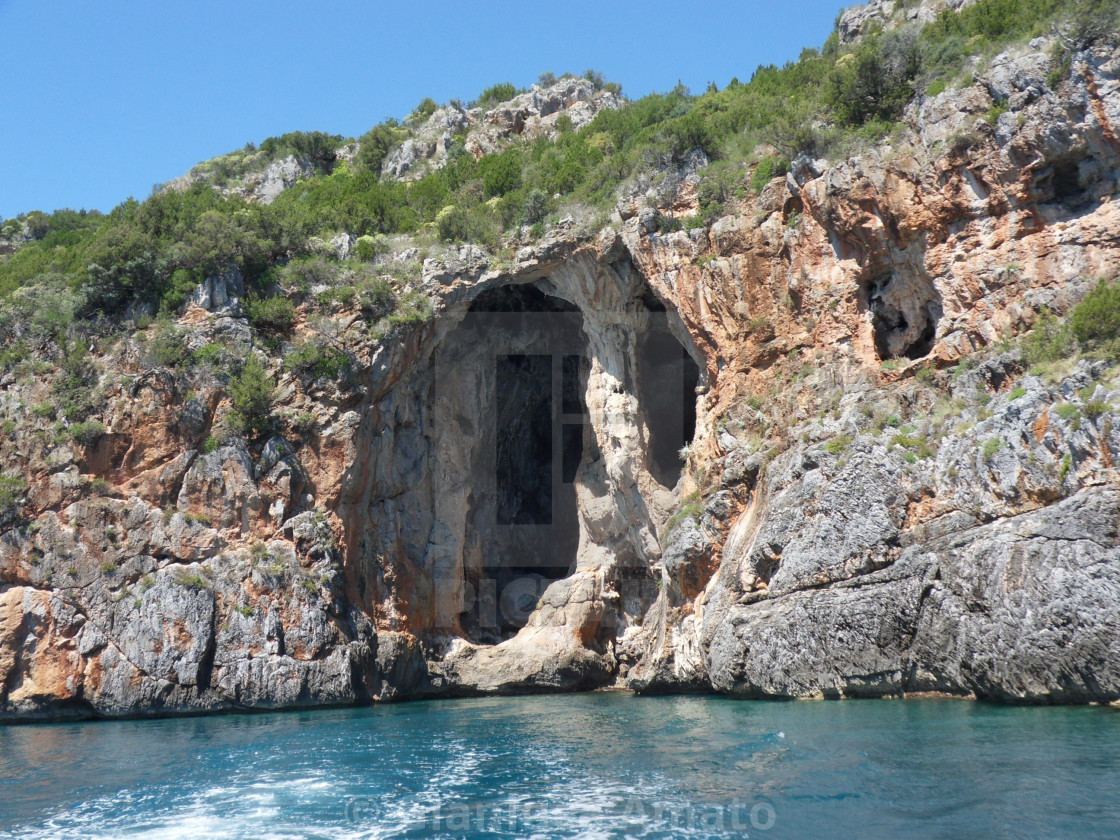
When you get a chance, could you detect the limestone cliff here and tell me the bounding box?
[2,20,1120,720]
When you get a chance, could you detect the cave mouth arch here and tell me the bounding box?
[432,269,702,645]
[454,282,590,643]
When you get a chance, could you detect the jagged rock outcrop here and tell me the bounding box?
[153,78,621,207]
[3,30,1120,720]
[838,0,979,44]
[382,77,622,181]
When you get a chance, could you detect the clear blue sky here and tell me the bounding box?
[0,0,843,219]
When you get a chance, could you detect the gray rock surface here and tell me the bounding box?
[907,488,1120,702]
[188,268,244,313]
[707,557,933,698]
[703,487,1120,702]
[256,155,316,204]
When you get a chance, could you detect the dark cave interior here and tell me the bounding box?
[455,281,698,641]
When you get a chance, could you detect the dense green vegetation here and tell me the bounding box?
[0,0,1113,351]
[228,356,275,433]
[1021,279,1120,366]
[1070,278,1120,354]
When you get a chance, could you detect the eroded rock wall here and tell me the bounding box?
[3,42,1120,720]
[622,42,1120,702]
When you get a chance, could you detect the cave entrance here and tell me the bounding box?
[458,283,590,643]
[636,293,699,488]
[1047,152,1099,210]
[865,269,943,361]
[1053,158,1083,200]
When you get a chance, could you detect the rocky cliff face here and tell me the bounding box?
[2,34,1120,720]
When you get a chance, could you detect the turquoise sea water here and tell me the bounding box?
[1,693,1118,839]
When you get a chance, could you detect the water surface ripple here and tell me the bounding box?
[1,694,1118,839]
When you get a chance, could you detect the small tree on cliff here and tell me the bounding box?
[228,355,275,434]
[1071,278,1120,358]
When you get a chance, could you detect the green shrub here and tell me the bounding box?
[69,420,106,447]
[173,569,210,590]
[353,234,387,261]
[823,434,852,454]
[408,97,438,125]
[202,435,220,454]
[160,268,203,313]
[1065,0,1120,47]
[1055,403,1081,423]
[52,355,98,421]
[479,149,523,197]
[663,491,704,543]
[475,82,520,109]
[184,210,265,276]
[1070,278,1120,356]
[981,438,1001,459]
[285,341,351,380]
[828,29,919,126]
[891,433,935,459]
[280,257,338,296]
[1083,401,1109,420]
[985,101,1010,126]
[194,344,225,369]
[1009,386,1027,400]
[694,162,744,222]
[385,291,433,328]
[260,130,342,164]
[0,475,25,512]
[435,204,499,246]
[145,321,192,368]
[1022,309,1076,366]
[523,189,549,224]
[317,286,356,307]
[356,276,397,316]
[250,541,270,564]
[657,213,683,234]
[245,295,296,337]
[228,356,275,434]
[751,155,788,194]
[289,411,316,434]
[355,121,406,174]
